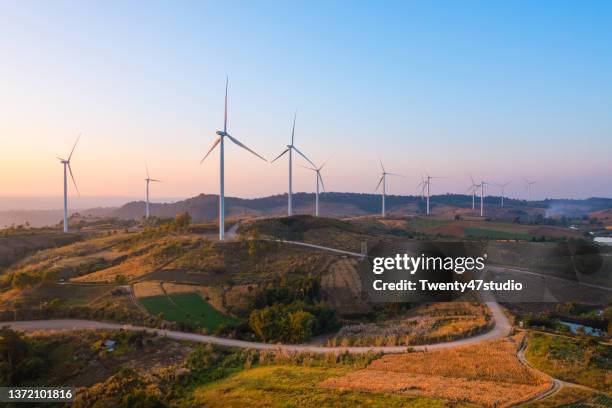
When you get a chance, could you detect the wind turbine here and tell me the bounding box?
[200,77,267,241]
[418,173,444,215]
[271,112,315,216]
[57,134,81,233]
[524,178,536,201]
[467,175,479,210]
[144,162,161,219]
[496,181,511,207]
[375,160,402,218]
[479,181,491,217]
[300,159,327,217]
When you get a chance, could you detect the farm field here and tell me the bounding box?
[328,302,491,347]
[525,332,612,392]
[138,292,237,332]
[403,217,581,241]
[322,334,552,407]
[192,365,463,407]
[524,386,611,408]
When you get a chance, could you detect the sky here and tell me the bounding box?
[1,0,611,208]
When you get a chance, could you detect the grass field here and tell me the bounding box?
[139,292,236,331]
[525,332,612,392]
[464,227,533,241]
[524,386,611,408]
[323,334,551,407]
[193,365,463,407]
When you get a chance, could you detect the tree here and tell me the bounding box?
[0,328,31,385]
[115,274,128,285]
[174,212,192,231]
[288,310,316,343]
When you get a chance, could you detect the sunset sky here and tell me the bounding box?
[1,1,611,207]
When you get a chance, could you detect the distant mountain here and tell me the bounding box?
[0,207,116,228]
[111,193,612,222]
[2,193,610,227]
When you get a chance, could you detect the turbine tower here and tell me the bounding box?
[375,160,402,218]
[479,181,491,217]
[272,112,315,216]
[524,178,536,201]
[56,134,81,233]
[467,175,479,210]
[496,181,511,207]
[200,78,267,241]
[418,173,444,215]
[144,162,161,219]
[300,160,327,217]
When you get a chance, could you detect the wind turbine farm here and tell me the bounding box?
[1,3,612,407]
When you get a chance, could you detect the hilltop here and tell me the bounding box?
[111,193,612,223]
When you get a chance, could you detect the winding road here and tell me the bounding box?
[0,301,509,353]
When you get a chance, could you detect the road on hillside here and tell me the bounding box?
[0,302,510,354]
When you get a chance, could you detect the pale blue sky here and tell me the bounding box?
[1,0,611,202]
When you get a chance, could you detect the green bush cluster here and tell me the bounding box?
[247,275,338,343]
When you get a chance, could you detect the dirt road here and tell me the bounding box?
[1,301,510,354]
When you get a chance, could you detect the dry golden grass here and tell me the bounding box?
[321,334,552,407]
[133,281,164,298]
[71,254,154,283]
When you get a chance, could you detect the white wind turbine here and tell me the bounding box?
[467,175,479,211]
[375,160,402,218]
[272,112,315,216]
[200,78,267,240]
[418,173,444,215]
[479,180,491,217]
[300,159,328,217]
[144,162,161,219]
[496,181,511,207]
[56,134,81,233]
[524,178,536,201]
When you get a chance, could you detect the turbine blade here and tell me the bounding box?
[67,133,81,161]
[318,172,326,192]
[224,76,228,133]
[291,111,296,145]
[145,161,150,179]
[470,174,475,185]
[67,163,80,196]
[57,157,66,161]
[379,158,385,173]
[226,133,267,161]
[375,175,384,192]
[318,153,334,171]
[297,164,316,171]
[150,179,162,182]
[292,146,316,167]
[386,172,404,177]
[271,148,289,163]
[200,136,221,164]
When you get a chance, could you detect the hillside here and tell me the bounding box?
[111,193,612,223]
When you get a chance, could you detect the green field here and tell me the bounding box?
[139,293,236,332]
[464,227,532,241]
[525,332,612,392]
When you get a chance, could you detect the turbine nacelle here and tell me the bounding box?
[216,130,227,136]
